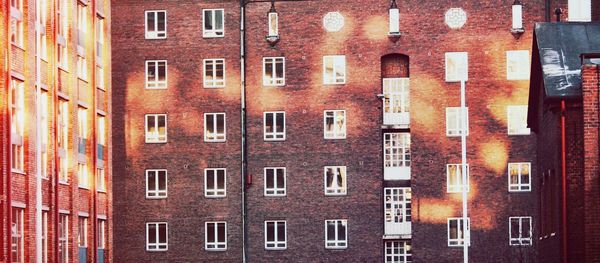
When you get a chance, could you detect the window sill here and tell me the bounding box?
[145,36,167,40]
[508,189,531,193]
[202,34,225,39]
[11,42,25,51]
[508,133,531,136]
[325,193,347,196]
[325,246,347,250]
[263,84,286,87]
[59,181,70,185]
[204,140,227,143]
[203,86,226,89]
[144,86,168,90]
[78,76,89,83]
[78,186,90,190]
[264,138,286,142]
[11,169,26,175]
[323,82,346,85]
[324,137,346,140]
[264,194,286,197]
[146,248,168,252]
[265,247,287,251]
[146,196,168,200]
[205,195,227,199]
[58,65,69,73]
[205,248,227,252]
[145,140,168,144]
[97,189,107,193]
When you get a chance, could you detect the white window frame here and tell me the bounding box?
[447,164,470,193]
[42,211,48,263]
[203,59,225,88]
[324,166,347,196]
[383,78,410,115]
[145,114,168,143]
[268,12,278,37]
[38,0,48,60]
[265,221,287,250]
[145,169,168,199]
[325,219,347,249]
[77,108,87,155]
[384,133,411,168]
[385,240,412,263]
[205,221,227,251]
[98,219,106,249]
[264,111,285,141]
[41,92,49,179]
[57,0,68,69]
[384,187,412,224]
[204,168,226,198]
[96,168,106,192]
[204,113,226,142]
[78,216,88,248]
[264,167,286,196]
[509,216,532,246]
[10,0,24,47]
[11,79,24,172]
[568,0,591,22]
[506,50,530,80]
[146,222,168,251]
[447,217,470,247]
[508,162,531,192]
[323,55,346,84]
[59,214,69,262]
[324,110,346,139]
[58,100,69,183]
[445,52,468,82]
[202,9,225,38]
[446,107,469,137]
[263,57,285,86]
[78,163,89,189]
[145,60,167,89]
[507,105,531,135]
[11,207,24,263]
[145,10,167,39]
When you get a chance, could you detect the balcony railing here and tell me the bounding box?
[385,221,411,236]
[383,112,410,127]
[384,166,410,180]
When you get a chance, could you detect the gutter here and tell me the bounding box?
[560,100,567,263]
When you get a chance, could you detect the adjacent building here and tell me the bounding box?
[1,0,112,262]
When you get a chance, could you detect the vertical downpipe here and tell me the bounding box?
[460,80,469,263]
[91,0,99,261]
[4,0,13,260]
[35,0,44,260]
[240,2,248,262]
[560,100,567,263]
[52,0,61,261]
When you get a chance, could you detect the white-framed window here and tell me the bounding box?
[10,78,24,172]
[57,0,68,68]
[77,108,87,154]
[97,115,106,160]
[77,3,87,48]
[568,0,591,22]
[146,169,167,199]
[448,217,470,247]
[445,52,468,82]
[98,219,106,249]
[447,164,469,193]
[383,78,410,115]
[204,113,226,142]
[264,167,286,196]
[145,60,167,89]
[96,16,104,62]
[268,11,278,37]
[203,9,225,38]
[38,0,48,60]
[78,216,88,248]
[384,133,411,168]
[384,188,412,225]
[145,10,167,39]
[42,211,49,263]
[58,100,69,182]
[507,106,530,135]
[265,221,286,250]
[10,0,24,47]
[205,221,227,251]
[77,56,88,80]
[205,168,226,198]
[323,55,346,84]
[385,241,412,263]
[41,92,49,179]
[324,110,346,139]
[264,111,285,141]
[263,57,285,86]
[11,207,24,263]
[145,114,167,143]
[78,163,89,188]
[203,59,225,88]
[324,166,347,195]
[446,107,469,136]
[146,222,168,251]
[509,216,532,246]
[508,162,531,192]
[59,214,69,262]
[506,50,530,80]
[96,168,106,192]
[325,219,347,249]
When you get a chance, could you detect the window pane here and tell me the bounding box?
[148,225,157,243]
[158,172,166,190]
[217,223,225,242]
[157,12,165,31]
[215,10,223,30]
[276,113,284,132]
[207,224,215,242]
[265,114,274,133]
[266,222,275,242]
[148,173,156,191]
[338,221,346,240]
[326,222,335,241]
[276,171,285,188]
[207,170,215,189]
[204,11,213,30]
[277,223,285,241]
[158,224,166,243]
[217,115,225,134]
[217,171,225,189]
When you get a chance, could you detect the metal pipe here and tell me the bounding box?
[560,100,567,263]
[460,80,469,263]
[52,0,61,261]
[91,0,99,261]
[35,0,44,260]
[240,1,247,262]
[5,0,13,260]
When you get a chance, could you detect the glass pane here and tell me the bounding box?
[206,171,215,189]
[148,225,156,243]
[326,222,335,241]
[207,224,215,242]
[157,12,165,31]
[147,117,156,133]
[266,222,275,241]
[276,171,285,188]
[265,114,274,133]
[216,62,224,79]
[215,10,223,30]
[277,223,285,241]
[217,115,225,134]
[158,173,166,190]
[511,219,520,237]
[276,113,284,132]
[217,172,225,189]
[266,170,274,188]
[148,173,156,191]
[158,224,166,243]
[204,11,213,30]
[275,60,284,79]
[147,13,155,32]
[158,63,166,82]
[265,61,273,79]
[217,223,225,242]
[338,221,346,240]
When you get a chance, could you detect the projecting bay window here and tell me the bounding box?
[78,216,88,262]
[57,0,68,68]
[145,60,167,89]
[325,219,347,249]
[264,111,285,141]
[78,108,88,155]
[97,116,106,160]
[146,222,168,251]
[383,78,410,126]
[204,113,226,142]
[568,0,591,21]
[324,110,346,139]
[324,166,347,195]
[384,133,411,180]
[448,217,470,247]
[145,10,167,39]
[323,55,346,84]
[145,114,167,143]
[384,188,412,236]
[385,241,412,263]
[146,169,167,199]
[508,162,531,192]
[58,100,69,182]
[507,105,530,135]
[59,214,69,263]
[447,164,469,193]
[41,92,49,179]
[263,57,285,86]
[11,207,24,263]
[446,107,469,137]
[264,167,286,196]
[265,221,286,250]
[205,222,227,251]
[203,9,225,38]
[509,216,532,246]
[10,0,24,47]
[204,59,225,88]
[205,168,226,198]
[10,79,24,172]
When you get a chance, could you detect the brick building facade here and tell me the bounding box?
[112,0,593,262]
[1,0,112,262]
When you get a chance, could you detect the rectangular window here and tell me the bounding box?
[203,59,225,88]
[10,0,24,46]
[507,105,530,135]
[203,9,224,38]
[325,219,347,249]
[384,188,412,224]
[263,57,285,86]
[78,108,87,154]
[204,168,226,198]
[568,0,591,21]
[145,10,167,39]
[78,163,88,188]
[446,107,469,136]
[264,167,286,196]
[323,55,346,84]
[97,115,106,160]
[57,0,68,68]
[145,60,167,89]
[509,216,532,246]
[265,221,286,250]
[448,217,470,247]
[383,78,410,126]
[78,217,88,248]
[385,241,412,263]
[447,164,469,193]
[11,207,24,263]
[58,100,69,182]
[41,92,49,179]
[324,110,346,139]
[38,0,48,60]
[59,214,69,263]
[506,50,530,80]
[324,166,347,195]
[98,220,106,249]
[268,12,278,37]
[508,162,531,192]
[205,222,227,250]
[146,169,167,199]
[96,168,106,192]
[77,3,87,48]
[264,111,285,141]
[384,133,411,168]
[10,78,24,172]
[145,114,167,143]
[96,17,104,61]
[42,211,48,263]
[146,222,168,251]
[204,113,226,142]
[445,52,468,82]
[77,56,88,80]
